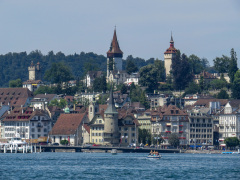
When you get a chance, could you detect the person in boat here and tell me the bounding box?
[149,150,153,155]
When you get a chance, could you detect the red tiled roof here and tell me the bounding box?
[194,99,228,108]
[3,107,44,122]
[0,88,33,107]
[83,124,90,134]
[22,80,43,85]
[50,113,86,135]
[107,28,123,58]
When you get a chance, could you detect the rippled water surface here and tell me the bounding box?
[1,152,240,179]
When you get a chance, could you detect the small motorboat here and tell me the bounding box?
[147,154,161,159]
[148,150,161,159]
[111,149,117,155]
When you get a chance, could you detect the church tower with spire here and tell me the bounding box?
[103,87,119,145]
[164,33,177,76]
[88,93,99,121]
[107,28,123,79]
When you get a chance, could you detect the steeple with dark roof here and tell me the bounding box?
[107,28,123,58]
[104,87,118,114]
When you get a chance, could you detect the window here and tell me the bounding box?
[32,128,35,132]
[32,134,35,138]
[38,129,41,132]
[32,122,34,126]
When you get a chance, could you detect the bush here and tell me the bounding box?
[60,140,69,145]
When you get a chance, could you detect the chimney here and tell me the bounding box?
[33,107,35,111]
[8,111,10,114]
[22,109,24,114]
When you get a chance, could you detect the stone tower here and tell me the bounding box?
[104,87,119,145]
[164,33,177,76]
[88,93,99,121]
[107,28,123,79]
[28,61,41,80]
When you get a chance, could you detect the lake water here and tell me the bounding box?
[0,152,240,180]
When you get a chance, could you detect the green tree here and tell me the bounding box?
[228,48,238,83]
[97,94,109,105]
[184,82,199,96]
[139,91,150,109]
[172,51,193,90]
[44,62,74,84]
[168,133,180,148]
[120,84,128,94]
[60,139,69,145]
[138,129,152,145]
[224,137,239,150]
[49,98,67,109]
[93,75,107,93]
[199,76,204,92]
[231,70,240,99]
[213,55,230,73]
[126,59,138,74]
[139,59,165,93]
[152,134,164,146]
[34,86,54,95]
[210,79,227,90]
[216,89,229,99]
[188,54,205,74]
[9,79,22,88]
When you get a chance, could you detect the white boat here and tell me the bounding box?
[147,154,161,159]
[111,149,117,155]
[7,137,30,152]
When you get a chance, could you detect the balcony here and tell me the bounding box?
[165,131,171,133]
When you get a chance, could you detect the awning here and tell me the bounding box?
[220,144,226,147]
[166,123,171,126]
[190,145,202,148]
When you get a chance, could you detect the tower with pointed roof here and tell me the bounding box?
[164,33,177,76]
[88,93,99,121]
[107,28,123,80]
[103,87,119,145]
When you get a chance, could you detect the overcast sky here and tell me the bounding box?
[0,0,239,65]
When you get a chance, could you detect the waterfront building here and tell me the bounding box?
[218,100,240,148]
[151,105,189,148]
[164,33,177,77]
[135,109,152,132]
[188,108,214,148]
[113,91,131,108]
[2,107,52,140]
[87,89,139,146]
[50,113,88,146]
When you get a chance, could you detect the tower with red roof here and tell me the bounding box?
[107,28,123,78]
[164,33,177,76]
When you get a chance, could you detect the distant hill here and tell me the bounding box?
[0,50,155,87]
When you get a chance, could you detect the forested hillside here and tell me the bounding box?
[0,50,154,87]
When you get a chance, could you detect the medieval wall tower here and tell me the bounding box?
[28,61,41,81]
[107,28,123,79]
[103,88,119,145]
[164,33,177,77]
